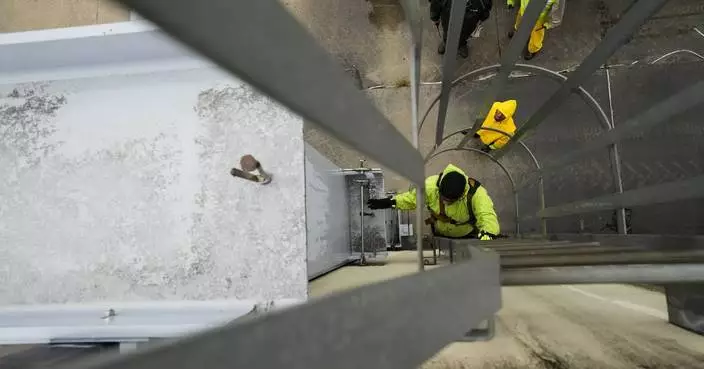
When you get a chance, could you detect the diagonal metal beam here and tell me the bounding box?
[118,0,425,184]
[493,0,669,159]
[528,174,704,220]
[79,250,500,369]
[519,80,704,186]
[456,0,548,149]
[434,0,469,146]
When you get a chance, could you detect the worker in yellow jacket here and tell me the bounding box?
[367,164,500,240]
[508,0,558,59]
[475,99,517,151]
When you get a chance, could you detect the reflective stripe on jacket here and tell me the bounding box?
[394,164,500,238]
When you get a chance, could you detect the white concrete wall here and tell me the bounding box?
[0,65,307,303]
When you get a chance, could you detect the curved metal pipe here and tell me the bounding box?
[518,141,540,170]
[425,127,541,171]
[418,64,612,138]
[426,148,520,235]
[418,65,498,134]
[649,49,704,64]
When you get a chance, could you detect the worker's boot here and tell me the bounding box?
[458,43,469,59]
[523,45,536,60]
[438,41,446,55]
[523,50,537,60]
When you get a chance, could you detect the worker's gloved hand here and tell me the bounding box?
[367,196,395,210]
[478,231,496,241]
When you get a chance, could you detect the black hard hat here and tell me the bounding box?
[439,172,466,200]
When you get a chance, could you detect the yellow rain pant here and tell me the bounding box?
[515,10,546,54]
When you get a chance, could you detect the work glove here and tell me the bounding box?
[478,231,496,241]
[367,196,395,210]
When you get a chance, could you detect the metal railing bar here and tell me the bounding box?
[502,264,704,286]
[400,0,427,271]
[517,140,548,235]
[489,241,601,251]
[521,80,704,184]
[435,0,469,146]
[501,249,704,268]
[608,144,628,234]
[455,0,549,148]
[479,240,573,248]
[529,174,704,220]
[498,246,678,256]
[493,0,670,159]
[547,233,704,250]
[80,250,500,369]
[119,0,425,184]
[604,67,627,235]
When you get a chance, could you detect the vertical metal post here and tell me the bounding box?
[514,189,521,236]
[416,189,425,271]
[606,68,628,235]
[609,145,627,234]
[360,184,367,265]
[538,177,547,236]
[434,0,468,146]
[401,0,426,272]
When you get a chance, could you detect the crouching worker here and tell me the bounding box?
[367,164,500,240]
[475,99,517,152]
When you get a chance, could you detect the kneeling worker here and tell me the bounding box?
[475,99,517,152]
[367,164,500,240]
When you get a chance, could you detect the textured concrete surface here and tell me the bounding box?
[310,251,704,369]
[0,68,307,304]
[0,0,128,33]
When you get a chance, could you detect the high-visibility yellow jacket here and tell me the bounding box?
[394,164,500,238]
[478,100,517,149]
[507,0,558,29]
